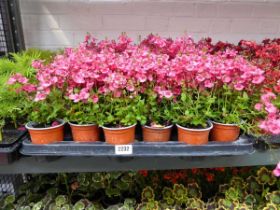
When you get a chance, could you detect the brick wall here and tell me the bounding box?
[19,0,280,49]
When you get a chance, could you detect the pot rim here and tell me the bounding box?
[101,123,136,130]
[143,124,173,130]
[176,122,213,132]
[26,119,65,131]
[68,122,97,127]
[211,120,239,126]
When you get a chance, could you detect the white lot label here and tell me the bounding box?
[115,145,133,155]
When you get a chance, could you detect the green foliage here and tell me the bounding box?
[244,194,257,207]
[142,89,173,126]
[256,167,276,186]
[1,167,279,210]
[24,89,66,125]
[225,187,242,202]
[266,191,280,205]
[76,171,137,199]
[0,48,55,79]
[246,176,263,193]
[187,183,202,199]
[173,184,187,204]
[120,198,136,210]
[136,200,159,210]
[162,187,174,200]
[218,198,238,209]
[0,86,26,126]
[66,100,100,124]
[55,195,68,207]
[171,89,215,128]
[186,198,204,209]
[211,85,263,134]
[0,49,56,131]
[98,93,146,127]
[4,195,15,205]
[263,203,279,210]
[141,186,155,202]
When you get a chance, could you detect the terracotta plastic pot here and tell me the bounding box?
[102,124,136,145]
[69,122,100,142]
[142,124,173,142]
[176,122,213,145]
[26,120,65,144]
[210,121,240,142]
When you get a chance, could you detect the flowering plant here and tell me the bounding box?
[6,34,280,136]
[0,50,56,138]
[66,100,100,125]
[142,89,173,127]
[22,89,66,127]
[171,88,215,128]
[211,85,263,134]
[98,93,145,127]
[7,72,65,127]
[207,38,280,135]
[254,92,280,135]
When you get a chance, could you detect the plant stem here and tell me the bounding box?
[0,127,2,142]
[62,173,71,200]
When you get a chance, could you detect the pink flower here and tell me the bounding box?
[234,83,244,91]
[34,92,47,102]
[138,74,147,83]
[261,92,276,103]
[72,72,85,84]
[7,77,17,85]
[18,76,28,84]
[69,93,80,103]
[254,103,263,111]
[273,168,280,177]
[162,90,173,99]
[7,73,28,85]
[252,75,265,84]
[114,90,122,98]
[204,80,214,88]
[32,60,43,69]
[127,84,135,92]
[51,121,60,127]
[92,95,99,103]
[259,117,280,135]
[196,74,205,82]
[222,76,231,83]
[21,84,36,93]
[79,89,90,100]
[273,162,280,177]
[265,103,278,114]
[17,125,26,131]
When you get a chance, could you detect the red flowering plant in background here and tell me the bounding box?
[246,39,280,135]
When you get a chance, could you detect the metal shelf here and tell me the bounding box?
[0,148,279,174]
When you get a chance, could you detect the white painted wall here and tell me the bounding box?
[19,0,280,49]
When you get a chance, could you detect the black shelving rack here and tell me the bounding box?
[0,0,24,56]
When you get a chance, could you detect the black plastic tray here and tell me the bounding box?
[20,135,255,157]
[258,135,280,144]
[0,129,27,164]
[0,142,21,164]
[0,129,26,148]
